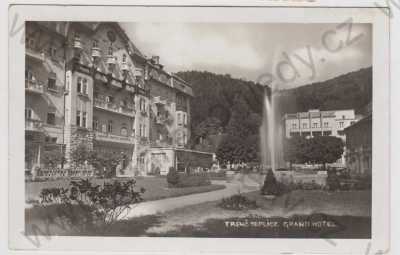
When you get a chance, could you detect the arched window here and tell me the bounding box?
[108,46,113,56]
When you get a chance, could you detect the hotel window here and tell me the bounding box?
[107,120,113,133]
[183,133,187,144]
[77,77,82,93]
[177,131,183,145]
[46,137,57,143]
[177,113,182,125]
[292,123,297,129]
[302,123,307,129]
[82,78,88,94]
[27,37,35,49]
[183,113,187,125]
[82,112,87,128]
[121,100,127,107]
[48,78,56,90]
[48,73,57,90]
[49,46,57,58]
[121,127,128,136]
[106,96,114,103]
[101,124,107,133]
[92,39,98,48]
[25,108,33,120]
[342,115,346,119]
[324,122,329,127]
[76,111,81,127]
[139,98,146,112]
[25,68,33,81]
[339,121,344,128]
[93,118,98,130]
[47,112,56,125]
[313,123,318,128]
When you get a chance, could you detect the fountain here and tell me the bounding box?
[260,86,285,173]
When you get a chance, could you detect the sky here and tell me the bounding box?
[121,22,372,89]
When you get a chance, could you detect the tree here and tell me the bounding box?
[226,96,252,139]
[70,143,92,167]
[166,167,180,187]
[90,150,122,178]
[242,134,260,163]
[42,149,66,168]
[283,136,308,169]
[193,117,223,141]
[305,136,344,169]
[216,135,244,164]
[261,169,281,196]
[216,135,260,164]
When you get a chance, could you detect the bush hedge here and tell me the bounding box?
[219,194,258,210]
[167,168,211,188]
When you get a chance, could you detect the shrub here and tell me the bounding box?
[38,178,145,232]
[167,167,180,186]
[167,168,212,188]
[261,169,283,196]
[175,172,211,187]
[219,194,258,210]
[42,149,66,168]
[326,170,341,191]
[353,175,372,190]
[208,170,227,180]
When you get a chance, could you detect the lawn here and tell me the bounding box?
[25,176,225,203]
[25,189,371,238]
[143,189,371,238]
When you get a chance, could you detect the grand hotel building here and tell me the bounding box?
[25,21,197,177]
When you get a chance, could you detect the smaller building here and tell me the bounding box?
[145,147,214,175]
[343,114,372,176]
[283,109,358,141]
[283,109,359,167]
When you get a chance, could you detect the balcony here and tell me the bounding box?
[133,68,143,77]
[26,48,45,62]
[25,119,43,132]
[107,55,116,65]
[94,98,135,117]
[73,37,82,50]
[91,47,101,58]
[121,62,129,72]
[25,79,44,94]
[94,131,134,145]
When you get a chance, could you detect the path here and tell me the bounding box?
[122,173,261,219]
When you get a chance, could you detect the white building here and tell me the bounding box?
[283,109,359,167]
[283,109,358,141]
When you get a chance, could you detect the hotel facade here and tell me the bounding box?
[25,21,198,178]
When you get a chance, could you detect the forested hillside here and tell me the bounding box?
[176,67,372,157]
